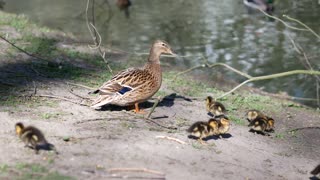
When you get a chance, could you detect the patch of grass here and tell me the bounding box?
[0,164,8,173]
[287,130,298,137]
[40,112,59,120]
[0,163,74,180]
[229,115,246,126]
[0,95,20,107]
[275,133,285,139]
[191,142,203,149]
[0,12,30,31]
[22,36,57,57]
[175,117,189,127]
[120,122,136,129]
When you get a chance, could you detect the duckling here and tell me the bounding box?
[246,109,267,122]
[265,117,275,132]
[311,164,320,177]
[248,118,270,136]
[187,121,211,145]
[117,0,131,18]
[206,96,226,117]
[15,122,58,154]
[215,115,231,135]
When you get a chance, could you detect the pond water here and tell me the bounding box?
[2,0,320,107]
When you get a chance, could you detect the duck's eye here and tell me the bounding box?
[161,43,166,47]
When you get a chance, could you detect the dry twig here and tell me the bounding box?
[85,0,113,74]
[66,82,96,90]
[155,135,187,145]
[35,94,89,106]
[107,168,165,176]
[217,70,320,99]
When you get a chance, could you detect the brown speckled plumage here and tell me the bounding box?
[91,40,174,110]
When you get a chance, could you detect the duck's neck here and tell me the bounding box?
[144,49,162,77]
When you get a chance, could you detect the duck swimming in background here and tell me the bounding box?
[243,0,274,14]
[117,0,132,18]
[91,40,175,113]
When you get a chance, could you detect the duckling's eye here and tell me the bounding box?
[161,43,166,47]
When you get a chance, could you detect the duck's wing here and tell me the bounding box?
[91,68,155,108]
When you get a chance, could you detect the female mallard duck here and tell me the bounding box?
[91,40,175,113]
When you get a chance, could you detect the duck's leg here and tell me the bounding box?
[134,103,146,114]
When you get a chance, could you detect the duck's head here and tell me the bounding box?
[220,118,230,126]
[206,96,214,106]
[151,40,175,56]
[247,110,259,120]
[15,122,24,136]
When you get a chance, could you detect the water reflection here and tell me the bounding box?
[2,0,320,107]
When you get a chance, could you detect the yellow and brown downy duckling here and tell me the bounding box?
[311,164,320,177]
[214,115,231,136]
[246,109,267,122]
[265,117,275,132]
[117,0,132,18]
[248,117,275,136]
[187,120,219,145]
[206,96,226,117]
[15,122,58,154]
[91,40,175,113]
[247,109,275,133]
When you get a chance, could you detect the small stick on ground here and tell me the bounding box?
[68,86,92,100]
[106,174,166,179]
[147,96,162,119]
[107,168,165,176]
[35,94,89,106]
[155,136,187,145]
[66,82,96,90]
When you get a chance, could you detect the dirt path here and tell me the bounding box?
[0,80,319,179]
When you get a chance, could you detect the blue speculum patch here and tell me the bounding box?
[118,87,132,95]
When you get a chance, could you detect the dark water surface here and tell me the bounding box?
[2,0,320,107]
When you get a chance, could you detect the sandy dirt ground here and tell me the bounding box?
[0,78,320,180]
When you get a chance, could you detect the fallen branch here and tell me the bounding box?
[217,70,320,99]
[257,9,308,31]
[106,174,166,179]
[155,135,187,145]
[173,60,252,80]
[283,15,320,39]
[107,168,165,176]
[286,126,320,133]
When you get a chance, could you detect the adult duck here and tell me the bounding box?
[91,40,175,113]
[243,0,274,13]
